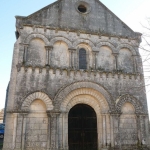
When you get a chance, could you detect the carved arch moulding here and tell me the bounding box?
[21,92,54,111]
[73,39,96,50]
[117,44,137,55]
[60,88,110,114]
[116,94,144,114]
[55,81,116,112]
[24,33,50,45]
[96,41,116,53]
[50,36,72,48]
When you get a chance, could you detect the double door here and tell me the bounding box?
[68,104,97,150]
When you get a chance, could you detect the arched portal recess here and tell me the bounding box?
[68,104,97,150]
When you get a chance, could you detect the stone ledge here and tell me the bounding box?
[16,64,143,80]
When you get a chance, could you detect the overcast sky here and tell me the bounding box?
[0,0,150,113]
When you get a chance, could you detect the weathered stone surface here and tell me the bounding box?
[3,0,149,150]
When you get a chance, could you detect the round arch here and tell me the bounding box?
[117,44,137,55]
[50,36,72,48]
[24,33,49,45]
[60,88,109,114]
[73,39,96,50]
[97,41,116,53]
[55,81,115,112]
[116,94,143,114]
[21,92,54,111]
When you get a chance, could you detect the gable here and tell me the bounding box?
[16,0,139,39]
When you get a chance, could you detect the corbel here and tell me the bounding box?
[24,66,28,72]
[53,67,56,74]
[39,67,42,73]
[46,66,50,73]
[32,67,35,72]
[44,26,47,32]
[77,31,80,36]
[16,63,22,72]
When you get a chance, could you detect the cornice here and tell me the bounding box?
[16,64,143,80]
[19,24,140,42]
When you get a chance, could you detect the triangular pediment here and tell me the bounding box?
[16,0,139,38]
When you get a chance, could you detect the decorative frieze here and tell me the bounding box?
[16,64,143,80]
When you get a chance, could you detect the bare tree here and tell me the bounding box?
[140,18,150,92]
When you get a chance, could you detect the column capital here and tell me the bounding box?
[20,43,29,47]
[47,110,61,117]
[20,112,29,117]
[92,50,99,54]
[68,48,76,51]
[112,53,119,57]
[45,46,53,50]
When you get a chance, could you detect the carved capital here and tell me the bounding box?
[45,46,53,50]
[68,48,76,52]
[112,53,119,57]
[47,110,61,117]
[92,51,99,56]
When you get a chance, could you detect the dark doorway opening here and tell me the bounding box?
[68,104,97,150]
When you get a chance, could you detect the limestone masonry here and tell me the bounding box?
[3,0,150,150]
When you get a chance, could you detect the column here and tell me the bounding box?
[23,44,29,64]
[50,111,61,150]
[113,114,120,147]
[45,46,53,66]
[113,53,118,70]
[21,113,28,150]
[144,115,149,145]
[58,112,68,150]
[110,115,114,147]
[102,114,106,147]
[132,55,137,73]
[62,112,68,150]
[47,112,51,150]
[68,48,76,69]
[140,115,147,145]
[12,113,18,149]
[117,114,122,149]
[136,115,141,145]
[92,51,98,69]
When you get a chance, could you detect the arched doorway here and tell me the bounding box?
[68,104,97,150]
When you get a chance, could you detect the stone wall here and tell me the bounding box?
[3,27,149,150]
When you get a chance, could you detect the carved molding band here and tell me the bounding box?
[116,94,144,114]
[21,92,54,111]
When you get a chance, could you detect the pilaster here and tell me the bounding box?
[49,111,61,150]
[20,113,28,150]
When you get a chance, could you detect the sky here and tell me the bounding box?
[0,0,150,113]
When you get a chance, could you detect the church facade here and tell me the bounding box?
[3,0,150,150]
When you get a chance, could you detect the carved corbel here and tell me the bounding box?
[16,63,22,72]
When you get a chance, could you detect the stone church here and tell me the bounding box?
[3,0,150,150]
